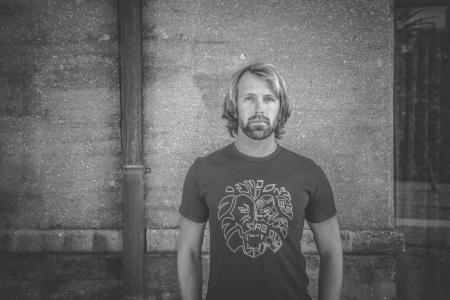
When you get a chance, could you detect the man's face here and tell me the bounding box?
[236,72,280,140]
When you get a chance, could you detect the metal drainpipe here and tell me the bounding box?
[118,0,144,299]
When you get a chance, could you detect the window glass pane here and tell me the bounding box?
[395,5,450,300]
[395,6,449,220]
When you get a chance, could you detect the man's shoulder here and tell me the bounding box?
[279,145,318,168]
[204,143,234,159]
[192,143,234,168]
[278,147,329,182]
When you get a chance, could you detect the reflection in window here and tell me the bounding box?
[395,6,449,222]
[395,4,449,300]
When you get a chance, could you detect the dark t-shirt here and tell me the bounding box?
[179,143,337,300]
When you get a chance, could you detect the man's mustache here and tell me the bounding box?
[248,115,270,123]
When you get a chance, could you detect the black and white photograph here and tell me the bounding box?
[0,0,448,299]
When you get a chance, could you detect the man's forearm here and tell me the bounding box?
[177,250,203,300]
[318,253,343,300]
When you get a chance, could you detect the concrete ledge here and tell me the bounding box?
[397,224,450,247]
[0,230,122,253]
[0,229,404,254]
[147,229,405,254]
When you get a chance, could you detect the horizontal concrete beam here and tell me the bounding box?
[0,229,404,254]
[148,229,405,254]
[0,229,123,253]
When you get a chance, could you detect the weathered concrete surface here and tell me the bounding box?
[144,254,397,300]
[0,0,122,229]
[0,254,122,300]
[142,0,394,230]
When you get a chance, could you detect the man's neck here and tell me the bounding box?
[235,131,278,158]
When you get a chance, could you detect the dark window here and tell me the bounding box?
[394,2,449,299]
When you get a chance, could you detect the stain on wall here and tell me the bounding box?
[0,0,122,229]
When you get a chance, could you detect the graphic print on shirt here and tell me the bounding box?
[217,179,293,258]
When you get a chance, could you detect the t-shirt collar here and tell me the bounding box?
[231,142,281,162]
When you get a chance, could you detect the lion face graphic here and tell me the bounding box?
[218,180,293,258]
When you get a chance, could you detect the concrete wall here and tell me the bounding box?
[0,0,121,230]
[0,0,403,299]
[0,0,123,298]
[143,0,401,299]
[143,0,395,230]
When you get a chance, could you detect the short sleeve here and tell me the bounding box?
[305,165,337,223]
[178,158,209,223]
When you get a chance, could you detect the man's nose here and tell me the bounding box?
[255,98,264,114]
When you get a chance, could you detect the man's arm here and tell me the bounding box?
[308,215,343,300]
[177,216,206,300]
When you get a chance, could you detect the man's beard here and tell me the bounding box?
[239,115,277,140]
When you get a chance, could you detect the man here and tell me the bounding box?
[177,63,343,300]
